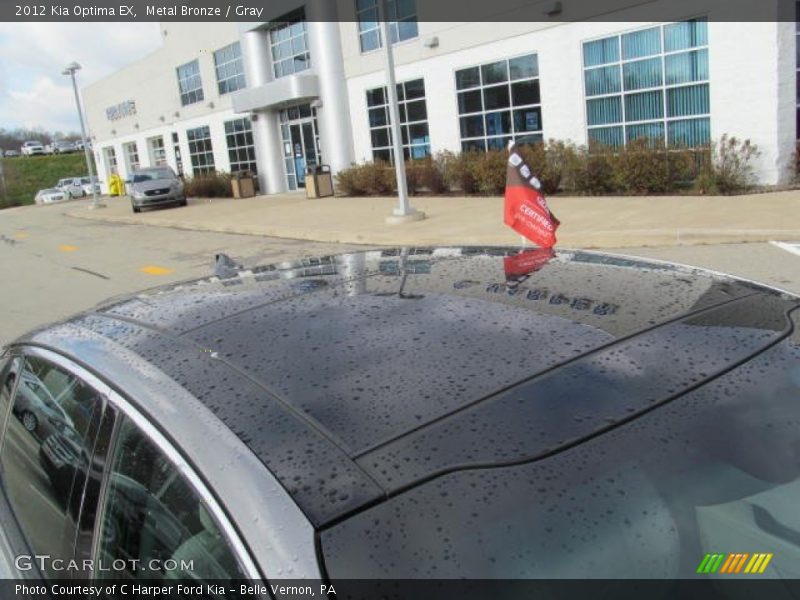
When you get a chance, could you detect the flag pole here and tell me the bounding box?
[380,0,425,225]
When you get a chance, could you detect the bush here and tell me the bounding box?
[184,172,231,197]
[694,135,759,194]
[613,138,674,194]
[572,143,618,194]
[334,161,395,196]
[473,149,508,195]
[335,164,364,195]
[333,133,760,197]
[409,156,447,194]
[517,139,580,195]
[443,150,481,194]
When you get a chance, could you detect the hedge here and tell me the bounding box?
[335,135,760,197]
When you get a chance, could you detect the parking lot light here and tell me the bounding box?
[62,61,105,209]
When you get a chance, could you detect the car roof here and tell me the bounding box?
[21,248,800,527]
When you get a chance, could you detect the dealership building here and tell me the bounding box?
[83,1,797,195]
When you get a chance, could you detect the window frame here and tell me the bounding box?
[268,10,311,79]
[123,141,140,172]
[355,0,419,54]
[454,52,544,152]
[224,117,258,175]
[581,18,710,148]
[1,346,259,580]
[0,348,113,579]
[176,59,204,107]
[186,125,216,177]
[213,42,246,96]
[366,77,431,163]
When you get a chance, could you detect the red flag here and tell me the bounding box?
[503,247,555,279]
[503,142,560,248]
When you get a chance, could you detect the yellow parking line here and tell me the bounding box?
[13,232,29,239]
[140,265,174,276]
[59,245,79,252]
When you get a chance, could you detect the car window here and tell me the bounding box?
[0,355,21,446]
[0,355,106,578]
[97,417,247,582]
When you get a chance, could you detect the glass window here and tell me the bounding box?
[356,0,418,53]
[0,356,106,579]
[176,59,204,107]
[186,126,215,176]
[104,146,118,175]
[123,142,140,172]
[0,356,20,433]
[269,10,310,78]
[621,27,661,59]
[147,136,167,167]
[365,78,430,163]
[97,418,247,581]
[583,19,709,148]
[455,53,543,151]
[224,118,257,175]
[214,42,246,95]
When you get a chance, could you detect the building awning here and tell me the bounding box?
[232,73,320,113]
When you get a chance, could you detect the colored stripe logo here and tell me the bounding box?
[697,553,773,574]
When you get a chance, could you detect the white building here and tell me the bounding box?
[83,1,797,195]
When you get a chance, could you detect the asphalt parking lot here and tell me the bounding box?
[0,201,798,346]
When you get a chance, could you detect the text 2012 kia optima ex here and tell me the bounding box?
[0,248,798,589]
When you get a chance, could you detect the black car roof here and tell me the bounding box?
[27,248,800,527]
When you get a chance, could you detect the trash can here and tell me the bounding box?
[305,165,334,198]
[231,172,256,198]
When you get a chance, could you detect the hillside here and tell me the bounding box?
[0,153,94,209]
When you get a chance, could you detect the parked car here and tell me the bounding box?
[0,248,799,585]
[128,166,186,213]
[52,141,76,154]
[34,188,68,204]
[3,150,19,158]
[57,177,86,198]
[81,176,100,196]
[20,141,44,156]
[10,367,74,440]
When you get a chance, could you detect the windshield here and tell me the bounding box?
[132,169,174,183]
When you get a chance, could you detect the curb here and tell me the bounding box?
[64,209,800,249]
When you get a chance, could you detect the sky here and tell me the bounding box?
[0,23,162,134]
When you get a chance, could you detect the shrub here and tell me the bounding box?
[516,139,580,195]
[695,135,759,194]
[410,156,447,194]
[572,143,618,194]
[334,161,395,196]
[443,150,481,194]
[185,172,232,197]
[335,164,366,195]
[613,138,673,194]
[334,133,759,197]
[359,160,396,195]
[473,149,508,195]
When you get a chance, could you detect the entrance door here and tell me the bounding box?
[280,104,320,190]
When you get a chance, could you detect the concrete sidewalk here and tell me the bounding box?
[64,190,800,248]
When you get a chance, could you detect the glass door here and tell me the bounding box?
[279,104,321,190]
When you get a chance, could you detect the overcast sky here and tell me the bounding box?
[0,23,162,134]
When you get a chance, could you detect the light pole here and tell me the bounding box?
[378,0,425,224]
[62,61,104,209]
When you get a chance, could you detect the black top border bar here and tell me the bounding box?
[2,0,798,22]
